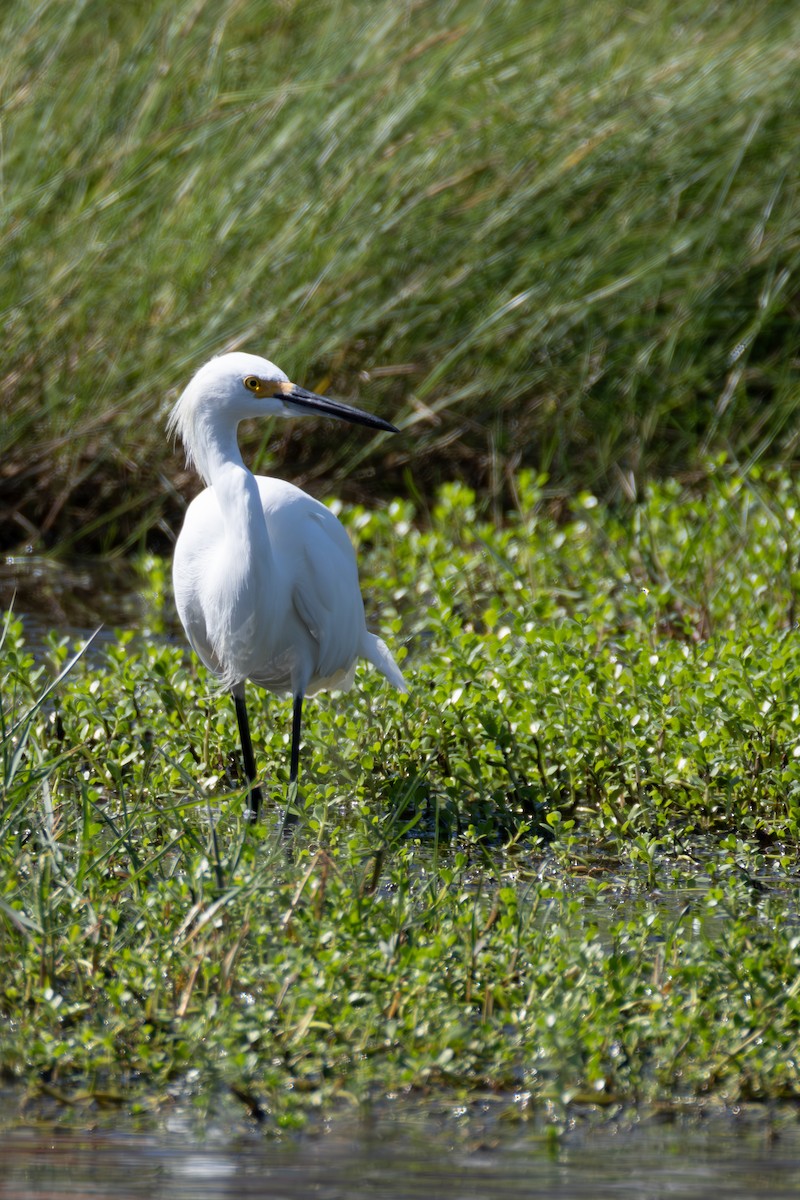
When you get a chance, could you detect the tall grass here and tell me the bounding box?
[1,0,798,551]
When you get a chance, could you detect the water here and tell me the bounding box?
[1,554,146,643]
[1,1099,799,1199]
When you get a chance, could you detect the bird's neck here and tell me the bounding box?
[191,412,246,487]
[193,417,271,562]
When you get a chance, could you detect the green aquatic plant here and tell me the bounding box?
[2,471,800,1123]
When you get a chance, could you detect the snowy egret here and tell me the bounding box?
[169,351,406,822]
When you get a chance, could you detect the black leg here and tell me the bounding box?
[234,691,263,821]
[283,694,303,831]
[290,694,303,785]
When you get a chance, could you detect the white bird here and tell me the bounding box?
[169,351,406,823]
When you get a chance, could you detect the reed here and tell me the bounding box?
[0,0,797,552]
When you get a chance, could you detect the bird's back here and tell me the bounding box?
[255,476,368,693]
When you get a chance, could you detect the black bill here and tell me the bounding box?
[277,383,399,434]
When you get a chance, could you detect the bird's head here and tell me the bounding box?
[168,351,398,481]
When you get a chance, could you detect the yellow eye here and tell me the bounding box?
[243,376,261,393]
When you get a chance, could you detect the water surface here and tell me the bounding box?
[1,1099,798,1199]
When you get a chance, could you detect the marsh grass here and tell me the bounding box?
[1,0,798,551]
[3,468,800,1123]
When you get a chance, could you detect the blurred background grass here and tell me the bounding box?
[1,0,798,553]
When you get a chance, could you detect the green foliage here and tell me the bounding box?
[3,469,800,1120]
[1,0,798,550]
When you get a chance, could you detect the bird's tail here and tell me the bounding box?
[362,633,407,692]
